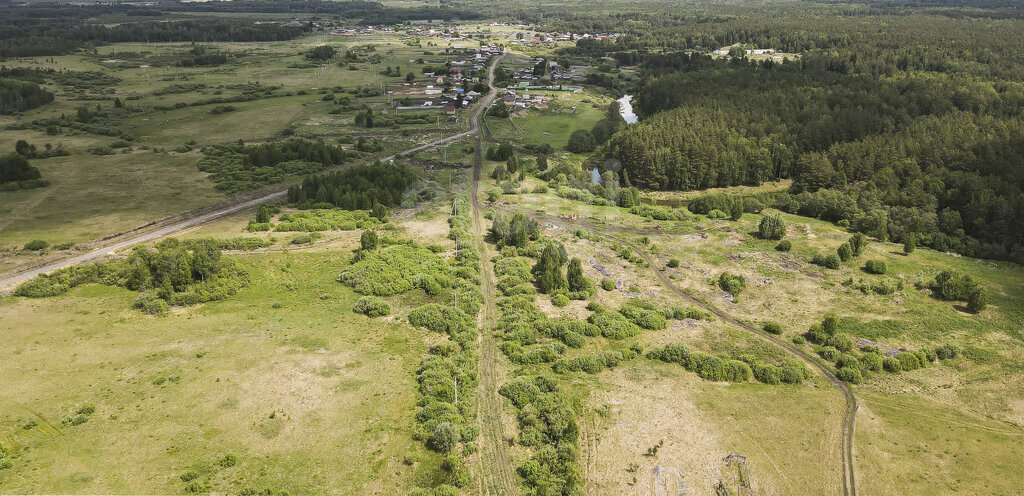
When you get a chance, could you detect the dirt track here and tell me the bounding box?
[469,53,519,496]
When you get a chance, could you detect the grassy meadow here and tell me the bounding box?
[0,245,455,494]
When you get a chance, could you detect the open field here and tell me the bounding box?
[0,248,445,494]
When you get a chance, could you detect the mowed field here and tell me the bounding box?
[476,162,1024,494]
[0,248,443,494]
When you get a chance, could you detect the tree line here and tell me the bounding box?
[286,162,416,210]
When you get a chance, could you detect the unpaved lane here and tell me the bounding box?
[469,53,519,496]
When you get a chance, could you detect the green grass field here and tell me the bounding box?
[0,248,446,494]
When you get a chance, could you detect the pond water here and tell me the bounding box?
[617,94,638,124]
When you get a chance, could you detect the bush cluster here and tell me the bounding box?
[273,209,380,232]
[15,238,247,311]
[646,343,799,384]
[338,245,450,296]
[864,259,887,274]
[927,270,986,313]
[618,300,667,330]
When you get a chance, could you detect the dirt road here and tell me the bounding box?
[469,52,520,496]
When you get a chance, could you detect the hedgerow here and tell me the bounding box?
[410,195,481,494]
[552,346,641,374]
[647,343,757,382]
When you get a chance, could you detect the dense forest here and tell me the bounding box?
[287,162,417,210]
[546,3,1024,262]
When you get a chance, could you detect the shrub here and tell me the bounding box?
[353,296,390,317]
[758,214,786,240]
[218,453,238,468]
[864,259,887,274]
[498,377,541,408]
[430,422,460,453]
[836,353,860,369]
[670,306,711,320]
[826,333,854,352]
[882,357,902,372]
[903,233,916,254]
[589,310,641,339]
[792,335,806,344]
[848,233,868,257]
[551,293,569,307]
[291,233,316,245]
[817,346,839,362]
[706,209,729,219]
[753,364,782,385]
[23,239,48,251]
[967,288,987,313]
[408,304,472,337]
[929,270,979,301]
[688,193,740,216]
[600,278,616,291]
[339,245,449,296]
[896,352,921,371]
[360,230,378,251]
[935,343,961,360]
[812,253,841,269]
[860,353,883,371]
[837,243,853,262]
[718,272,746,297]
[837,366,862,384]
[775,240,792,252]
[667,258,680,268]
[762,322,783,335]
